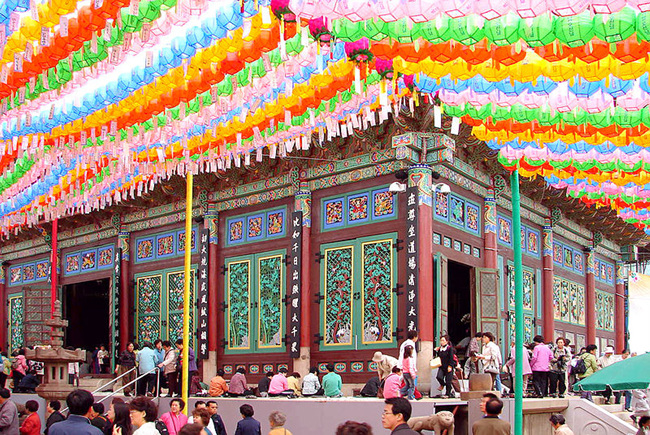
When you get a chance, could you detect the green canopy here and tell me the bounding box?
[573,352,650,392]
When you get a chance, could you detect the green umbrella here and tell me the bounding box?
[573,353,650,392]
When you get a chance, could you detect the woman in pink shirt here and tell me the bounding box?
[160,398,188,435]
[505,341,532,396]
[383,366,403,399]
[530,335,554,398]
[268,368,294,396]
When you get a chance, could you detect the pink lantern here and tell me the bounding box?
[441,0,475,18]
[337,0,375,22]
[288,0,319,20]
[493,91,518,107]
[615,83,650,111]
[582,90,614,113]
[550,82,577,112]
[550,0,590,16]
[345,38,373,63]
[374,0,405,22]
[520,90,543,109]
[590,0,626,14]
[272,0,297,22]
[630,0,650,12]
[400,0,441,23]
[513,0,547,18]
[477,0,510,20]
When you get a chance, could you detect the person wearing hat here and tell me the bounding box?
[598,346,621,404]
[372,352,398,381]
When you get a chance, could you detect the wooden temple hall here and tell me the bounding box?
[0,109,642,391]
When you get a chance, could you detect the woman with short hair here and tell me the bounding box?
[127,397,160,435]
[160,398,188,435]
[268,411,292,435]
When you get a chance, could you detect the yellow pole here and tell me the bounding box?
[181,171,193,414]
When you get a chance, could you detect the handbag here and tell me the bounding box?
[484,361,499,374]
[430,357,442,369]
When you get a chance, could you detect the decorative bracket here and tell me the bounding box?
[392,284,404,295]
[314,252,325,263]
[393,239,404,251]
[313,333,324,344]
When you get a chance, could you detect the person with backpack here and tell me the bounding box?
[549,337,571,398]
[11,349,28,390]
[574,344,599,401]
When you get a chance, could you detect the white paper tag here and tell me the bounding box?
[14,53,22,72]
[434,105,442,128]
[40,27,50,46]
[25,43,33,63]
[60,16,69,37]
[450,117,460,135]
[261,6,272,25]
[9,13,19,32]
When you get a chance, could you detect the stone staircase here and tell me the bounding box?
[592,396,635,426]
[78,375,117,393]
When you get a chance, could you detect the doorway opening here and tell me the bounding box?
[447,260,472,346]
[63,278,110,352]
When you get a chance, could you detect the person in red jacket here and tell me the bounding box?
[20,400,41,435]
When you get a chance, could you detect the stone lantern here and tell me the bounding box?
[24,300,86,401]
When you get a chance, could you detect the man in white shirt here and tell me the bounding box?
[598,346,620,404]
[398,330,419,369]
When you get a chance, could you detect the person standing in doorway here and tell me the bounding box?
[116,342,137,397]
[434,335,456,399]
[158,341,177,398]
[530,335,553,398]
[478,333,501,390]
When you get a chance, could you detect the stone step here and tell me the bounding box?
[78,377,116,392]
[598,403,624,413]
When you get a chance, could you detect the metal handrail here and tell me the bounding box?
[62,366,161,413]
[88,366,138,396]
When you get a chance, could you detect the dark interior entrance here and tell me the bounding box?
[447,260,472,346]
[63,278,110,352]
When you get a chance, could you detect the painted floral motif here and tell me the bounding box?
[36,262,49,279]
[606,265,613,283]
[450,196,465,226]
[10,267,22,283]
[560,279,570,322]
[334,363,346,373]
[137,239,153,260]
[435,191,448,219]
[528,231,539,254]
[9,297,24,351]
[498,217,511,244]
[351,362,364,372]
[564,248,573,268]
[228,261,250,349]
[229,220,244,242]
[576,285,586,325]
[81,251,96,270]
[573,253,583,273]
[466,204,479,232]
[520,228,527,252]
[157,235,174,257]
[324,246,353,345]
[178,231,196,252]
[249,365,260,374]
[596,291,614,330]
[523,270,534,311]
[65,255,79,273]
[98,248,113,267]
[258,256,283,347]
[362,240,393,344]
[553,278,562,320]
[267,212,284,235]
[373,191,394,217]
[348,195,369,222]
[23,265,35,281]
[600,263,607,281]
[325,200,344,225]
[248,216,263,238]
[553,244,563,264]
[554,276,586,325]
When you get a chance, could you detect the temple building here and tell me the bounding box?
[0,110,640,392]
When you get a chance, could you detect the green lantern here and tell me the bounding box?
[519,14,555,47]
[449,15,485,45]
[484,12,521,46]
[594,7,636,43]
[384,19,421,43]
[554,11,595,48]
[419,15,452,44]
[636,11,650,42]
[333,19,364,42]
[613,106,642,128]
[363,19,388,41]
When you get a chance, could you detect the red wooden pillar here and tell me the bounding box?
[294,182,312,374]
[0,263,6,348]
[615,261,626,351]
[542,218,555,339]
[585,249,596,345]
[483,189,498,269]
[206,206,219,352]
[118,231,130,351]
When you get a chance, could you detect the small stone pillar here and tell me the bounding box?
[25,300,85,401]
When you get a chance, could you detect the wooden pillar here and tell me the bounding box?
[118,231,131,351]
[293,182,311,375]
[585,248,596,345]
[0,262,6,349]
[542,218,555,339]
[483,189,498,269]
[408,164,434,392]
[206,206,219,352]
[615,261,626,351]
